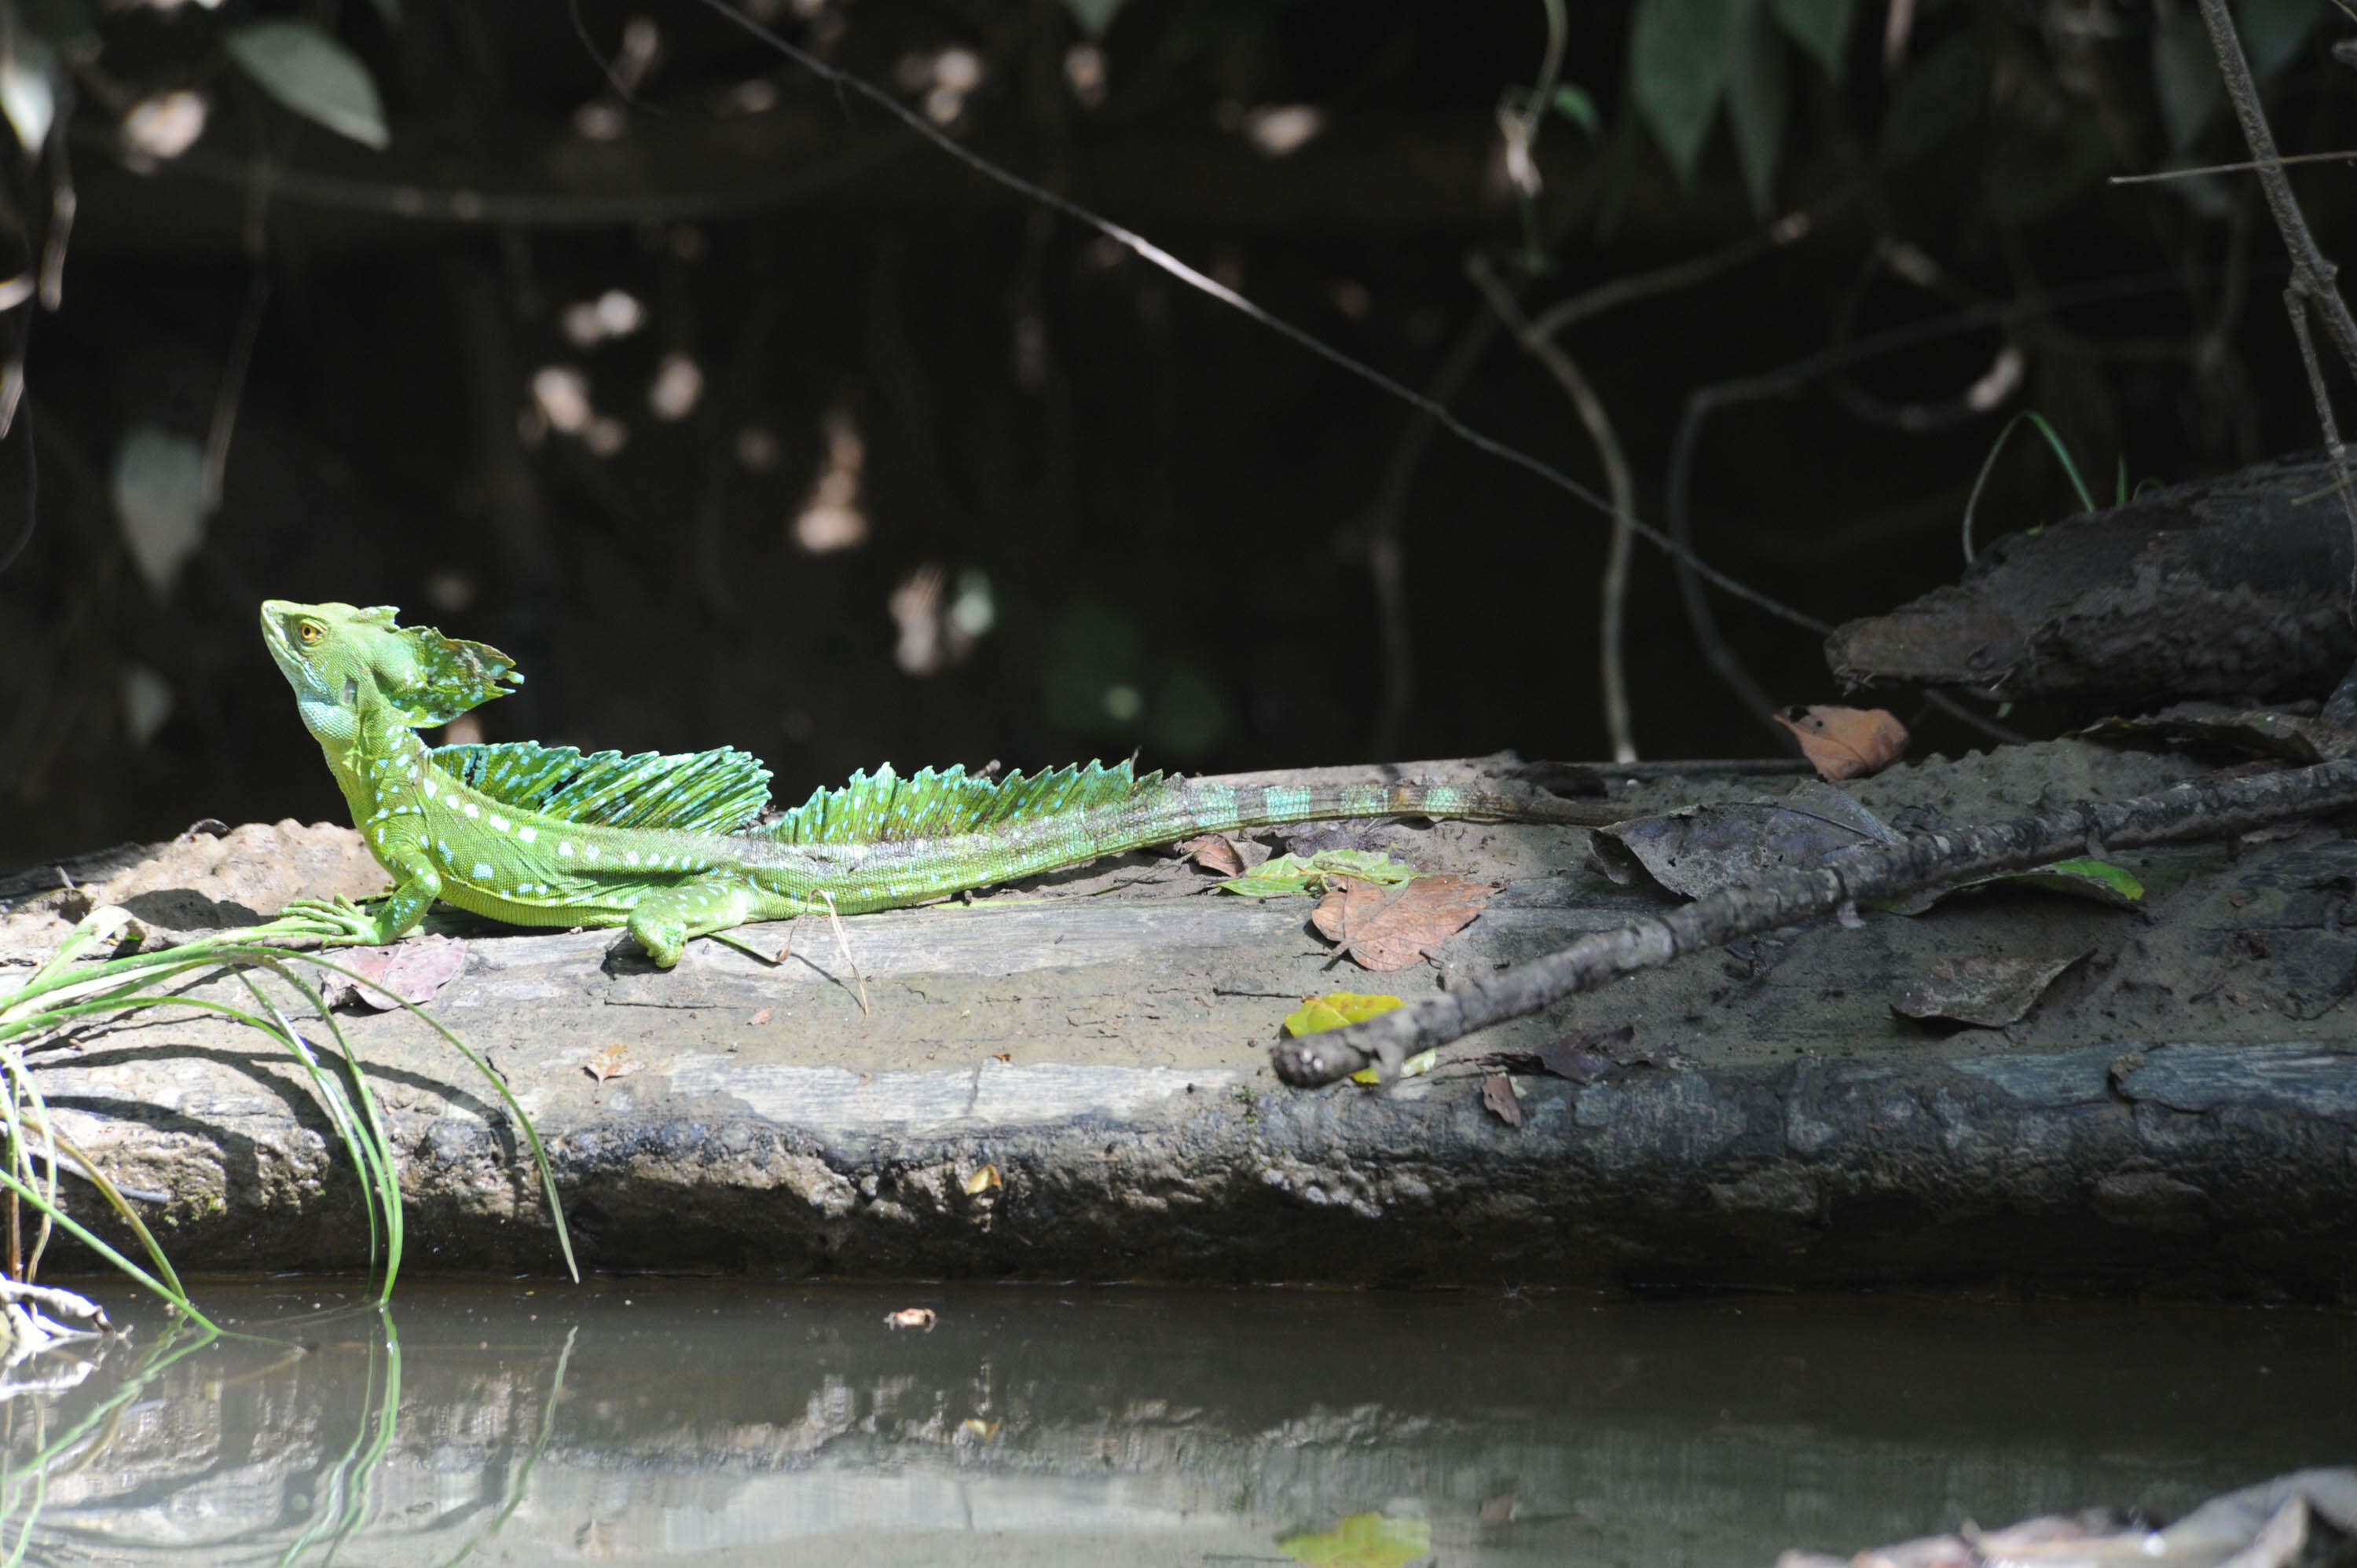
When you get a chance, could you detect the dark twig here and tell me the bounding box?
[1362,311,1502,757]
[1659,267,2203,737]
[2191,0,2357,595]
[203,270,271,509]
[692,0,1830,644]
[1270,757,2357,1086]
[1467,254,1641,762]
[2110,147,2357,184]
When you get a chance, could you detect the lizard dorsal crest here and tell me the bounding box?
[433,741,773,833]
[757,760,1161,845]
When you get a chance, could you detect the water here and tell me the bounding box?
[0,1280,2347,1566]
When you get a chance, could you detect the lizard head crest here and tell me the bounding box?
[261,600,523,734]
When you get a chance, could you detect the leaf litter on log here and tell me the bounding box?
[1772,704,1909,780]
[1310,874,1494,971]
[1593,782,1902,900]
[323,934,467,1010]
[1893,951,2090,1027]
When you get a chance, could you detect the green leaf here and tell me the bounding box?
[110,425,211,599]
[2154,0,2223,152]
[2240,0,2323,79]
[1283,992,1405,1036]
[2014,857,2145,905]
[1278,1511,1433,1568]
[1725,0,1788,216]
[226,21,389,150]
[1062,0,1128,38]
[1884,857,2145,915]
[0,36,59,155]
[1218,849,1421,898]
[1551,84,1601,137]
[1769,0,1855,80]
[1629,0,1744,183]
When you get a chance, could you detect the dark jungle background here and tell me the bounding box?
[0,0,2348,869]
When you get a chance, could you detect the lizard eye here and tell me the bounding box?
[297,621,323,647]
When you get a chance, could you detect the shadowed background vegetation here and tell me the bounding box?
[1,0,2350,869]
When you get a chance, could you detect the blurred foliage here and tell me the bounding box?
[0,0,2352,866]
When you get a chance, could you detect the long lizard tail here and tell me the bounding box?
[739,761,1615,913]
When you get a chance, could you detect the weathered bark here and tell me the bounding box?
[8,742,2357,1295]
[1272,755,2357,1087]
[1827,452,2357,708]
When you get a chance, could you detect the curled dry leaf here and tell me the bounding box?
[1310,874,1494,972]
[585,1042,636,1084]
[885,1307,937,1331]
[962,1163,1002,1196]
[748,1006,773,1026]
[1178,832,1246,877]
[1893,952,2088,1028]
[325,935,467,1010]
[1773,704,1909,781]
[1595,782,1901,900]
[1481,1074,1523,1127]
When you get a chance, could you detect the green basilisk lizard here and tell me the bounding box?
[264,599,1619,966]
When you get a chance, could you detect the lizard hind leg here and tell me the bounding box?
[626,877,802,969]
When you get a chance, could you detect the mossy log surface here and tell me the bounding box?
[3,743,2353,1295]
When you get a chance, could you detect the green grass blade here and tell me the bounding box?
[326,1309,402,1563]
[0,1164,211,1328]
[1961,410,2097,563]
[440,1323,575,1567]
[27,1117,186,1300]
[238,969,397,1291]
[297,955,579,1284]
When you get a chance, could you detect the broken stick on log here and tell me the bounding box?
[1270,757,2357,1087]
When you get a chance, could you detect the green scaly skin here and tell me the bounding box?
[262,600,1619,967]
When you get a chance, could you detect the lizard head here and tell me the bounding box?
[261,600,523,744]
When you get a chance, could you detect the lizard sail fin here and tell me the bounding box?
[432,742,773,833]
[755,760,1162,844]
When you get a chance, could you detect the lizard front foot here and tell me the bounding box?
[279,895,392,946]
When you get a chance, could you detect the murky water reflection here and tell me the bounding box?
[0,1281,2346,1565]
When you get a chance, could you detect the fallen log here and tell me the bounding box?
[1826,451,2355,709]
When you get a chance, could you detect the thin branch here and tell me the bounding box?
[2109,147,2357,184]
[1362,193,1847,757]
[1271,755,2357,1086]
[1467,254,1641,763]
[203,271,271,509]
[1653,266,2207,731]
[691,0,1832,641]
[2191,0,2357,599]
[1363,310,1502,757]
[1524,195,1833,341]
[97,126,919,228]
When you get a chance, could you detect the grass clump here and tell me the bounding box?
[0,903,576,1331]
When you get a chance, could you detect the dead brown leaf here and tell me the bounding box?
[749,1006,773,1026]
[1481,1074,1523,1127]
[1773,704,1909,781]
[1310,874,1494,972]
[325,936,468,1011]
[585,1043,636,1084]
[1178,833,1247,876]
